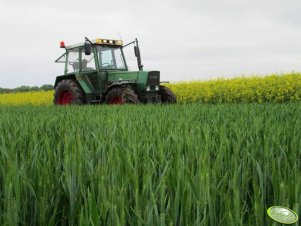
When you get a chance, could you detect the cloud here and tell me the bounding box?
[0,0,300,87]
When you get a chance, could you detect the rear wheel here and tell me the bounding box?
[54,79,85,105]
[159,85,177,104]
[104,87,140,105]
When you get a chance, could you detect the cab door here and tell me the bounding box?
[80,48,100,91]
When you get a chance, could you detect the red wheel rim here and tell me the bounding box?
[58,90,74,105]
[109,97,124,105]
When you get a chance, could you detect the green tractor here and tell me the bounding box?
[54,37,176,105]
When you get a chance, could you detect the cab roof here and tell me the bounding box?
[66,38,123,49]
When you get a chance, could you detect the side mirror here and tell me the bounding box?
[134,46,140,58]
[84,42,91,55]
[134,45,143,71]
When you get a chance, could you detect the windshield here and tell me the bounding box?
[97,46,126,70]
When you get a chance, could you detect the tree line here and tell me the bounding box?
[0,84,54,94]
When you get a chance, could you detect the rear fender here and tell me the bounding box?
[54,74,92,94]
[54,75,75,87]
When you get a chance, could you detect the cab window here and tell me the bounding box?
[97,46,126,69]
[67,48,80,73]
[81,49,96,71]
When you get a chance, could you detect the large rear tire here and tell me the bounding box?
[54,79,85,105]
[159,85,177,104]
[104,87,140,105]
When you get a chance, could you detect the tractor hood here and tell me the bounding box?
[107,71,140,82]
[107,70,160,91]
[107,71,160,85]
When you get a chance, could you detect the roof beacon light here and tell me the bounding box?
[267,206,299,225]
[60,41,66,48]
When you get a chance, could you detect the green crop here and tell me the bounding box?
[0,104,300,226]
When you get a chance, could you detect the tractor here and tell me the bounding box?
[54,37,176,105]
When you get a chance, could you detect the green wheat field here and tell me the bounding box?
[0,103,300,226]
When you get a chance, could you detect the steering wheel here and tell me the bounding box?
[102,63,110,67]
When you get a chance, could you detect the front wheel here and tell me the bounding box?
[104,87,140,105]
[54,79,85,105]
[159,85,177,104]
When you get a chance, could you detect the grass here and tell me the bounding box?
[0,103,300,226]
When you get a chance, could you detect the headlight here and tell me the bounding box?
[146,86,150,91]
[115,40,123,45]
[155,85,159,91]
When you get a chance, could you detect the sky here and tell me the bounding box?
[0,0,300,88]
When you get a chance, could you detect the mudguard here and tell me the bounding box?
[54,74,92,94]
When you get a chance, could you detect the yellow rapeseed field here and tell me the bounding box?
[0,73,300,105]
[167,73,301,103]
[0,90,53,105]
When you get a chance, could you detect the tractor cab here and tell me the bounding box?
[56,39,127,74]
